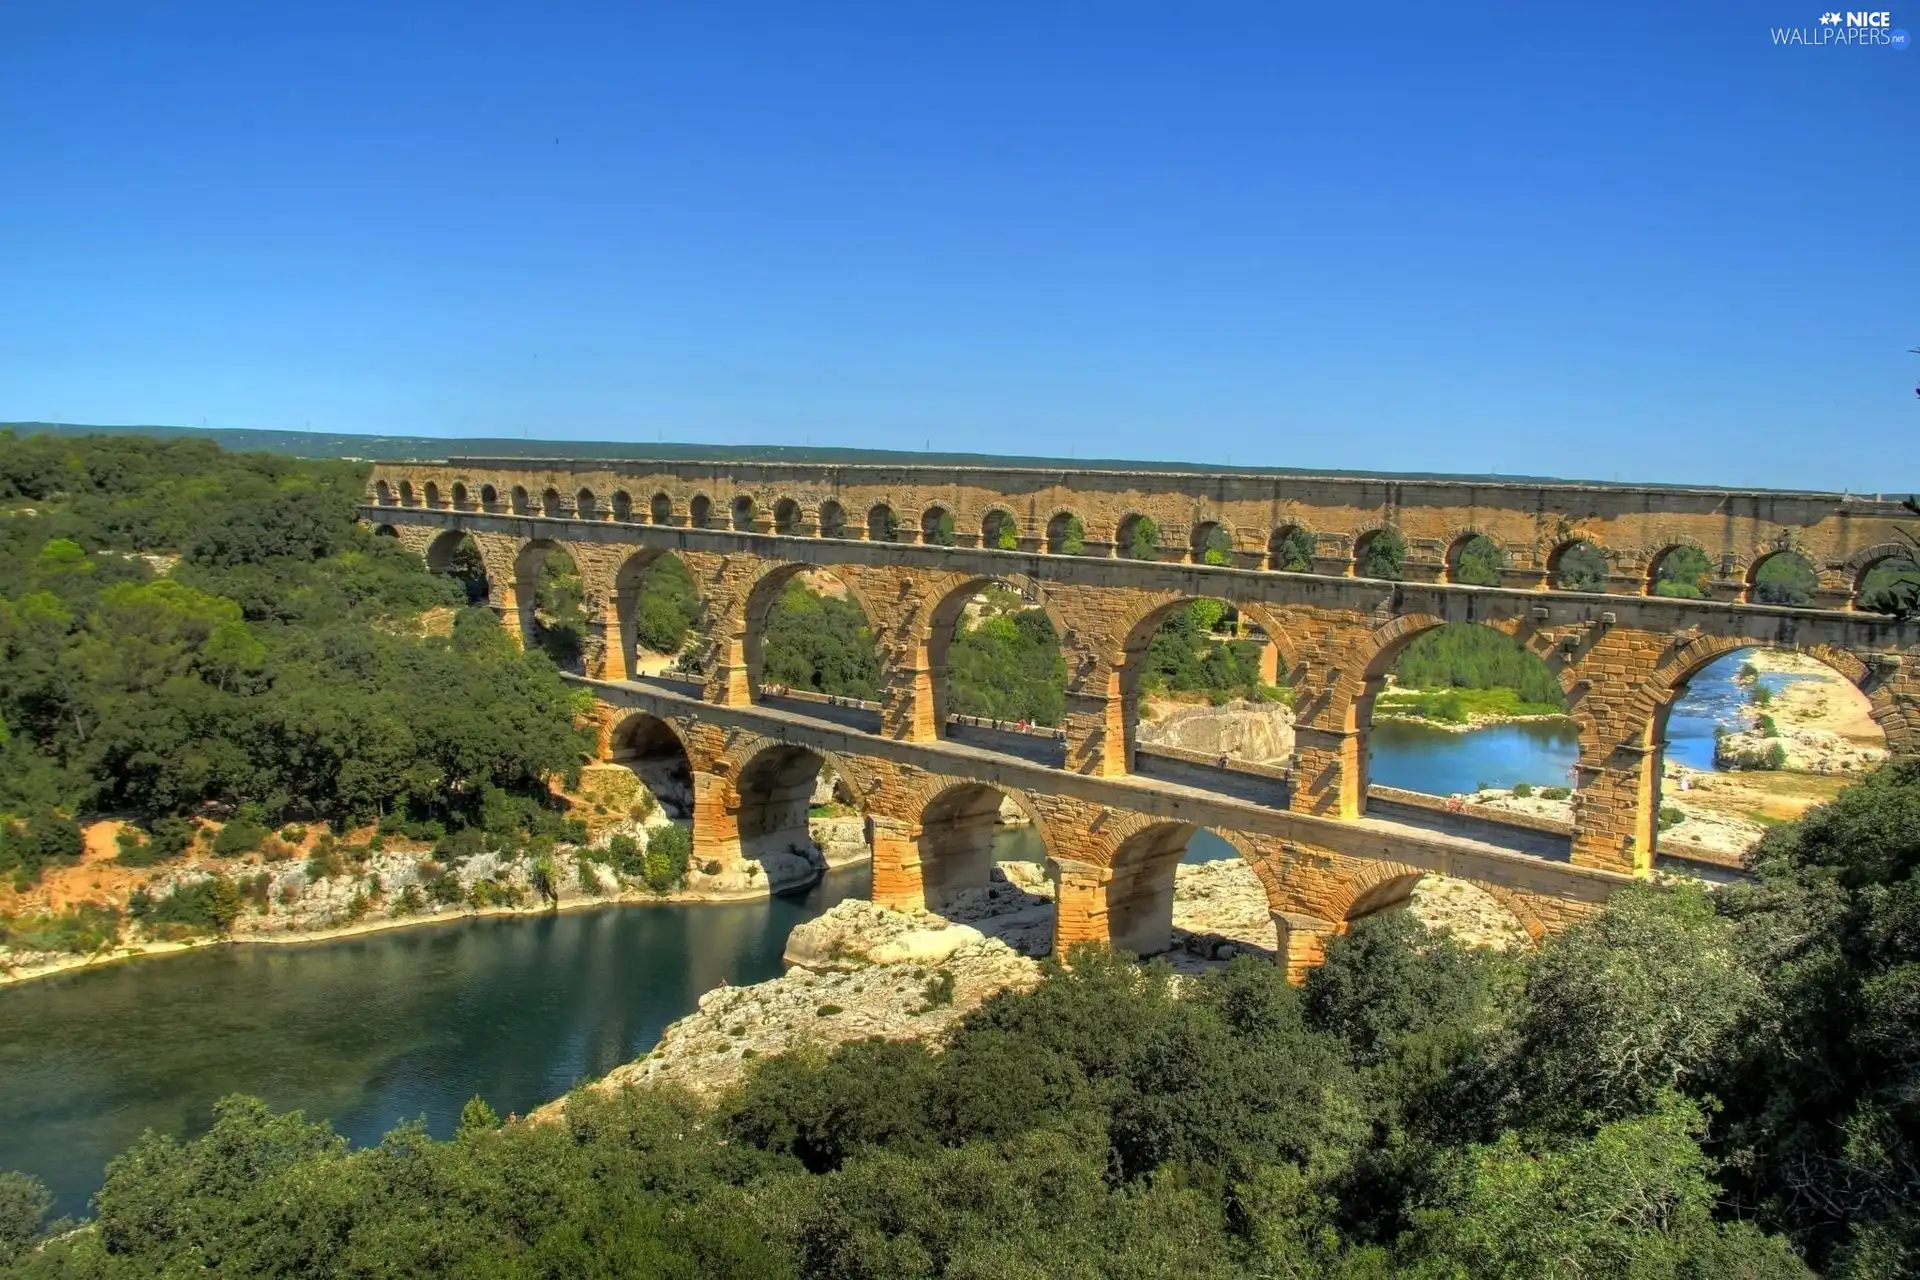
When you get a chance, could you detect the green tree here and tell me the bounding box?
[0,1171,52,1266]
[1359,529,1407,580]
[1652,545,1713,599]
[1753,552,1818,607]
[1451,535,1504,587]
[1271,526,1316,573]
[1553,540,1609,591]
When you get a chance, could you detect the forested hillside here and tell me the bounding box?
[0,432,590,891]
[5,762,1917,1277]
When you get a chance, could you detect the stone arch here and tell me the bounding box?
[1745,547,1819,607]
[819,500,849,539]
[1045,508,1086,555]
[913,780,1039,912]
[867,503,899,542]
[1645,541,1717,599]
[374,479,394,505]
[606,711,694,818]
[737,561,884,706]
[728,742,833,865]
[921,505,957,546]
[731,494,758,531]
[1335,862,1545,943]
[1547,537,1610,591]
[610,490,634,522]
[1352,526,1408,581]
[980,507,1020,550]
[424,528,490,603]
[1444,530,1505,586]
[1115,512,1160,561]
[399,479,417,506]
[373,523,399,538]
[511,485,531,515]
[649,491,673,524]
[451,482,471,510]
[1643,634,1905,755]
[480,484,500,511]
[423,481,443,508]
[575,488,598,520]
[1849,542,1918,612]
[920,572,1073,739]
[613,547,700,680]
[689,494,713,528]
[772,497,802,534]
[1190,519,1235,566]
[541,487,564,518]
[512,536,587,665]
[1102,820,1196,956]
[1268,524,1315,572]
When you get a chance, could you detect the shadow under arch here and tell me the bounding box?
[606,711,694,819]
[722,739,871,878]
[425,528,490,604]
[915,779,1047,914]
[1103,820,1197,956]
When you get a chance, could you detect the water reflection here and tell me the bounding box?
[0,867,869,1217]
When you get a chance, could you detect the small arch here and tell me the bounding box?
[373,523,399,538]
[451,482,470,510]
[374,480,394,505]
[1353,528,1407,581]
[510,486,531,515]
[650,491,674,524]
[731,494,758,531]
[541,487,564,518]
[689,494,713,529]
[1047,510,1087,555]
[1647,544,1714,599]
[772,498,802,534]
[1747,549,1818,606]
[1854,546,1919,614]
[1190,520,1233,566]
[921,506,956,546]
[1116,513,1160,561]
[1446,533,1504,586]
[575,488,598,520]
[867,503,899,543]
[480,484,499,511]
[610,490,634,522]
[818,500,849,539]
[1269,525,1314,573]
[423,481,443,509]
[1548,538,1608,591]
[981,509,1019,550]
[608,713,693,818]
[399,480,417,507]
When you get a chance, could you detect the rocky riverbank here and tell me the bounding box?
[0,776,871,988]
[1136,697,1295,764]
[537,856,1541,1117]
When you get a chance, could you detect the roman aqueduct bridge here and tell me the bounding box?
[364,456,1920,976]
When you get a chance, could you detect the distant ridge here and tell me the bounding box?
[0,421,1893,499]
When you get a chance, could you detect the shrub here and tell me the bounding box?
[605,833,644,877]
[1751,683,1773,708]
[418,861,463,906]
[915,970,956,1014]
[1758,714,1779,737]
[396,884,425,915]
[0,811,84,886]
[561,817,589,846]
[576,860,603,896]
[642,825,693,893]
[211,820,268,859]
[306,847,345,881]
[1766,742,1788,770]
[1541,786,1571,800]
[258,837,295,863]
[0,903,120,955]
[130,877,242,937]
[1512,782,1534,798]
[1658,806,1685,830]
[279,825,307,845]
[435,827,487,866]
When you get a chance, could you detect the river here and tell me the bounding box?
[0,648,1807,1216]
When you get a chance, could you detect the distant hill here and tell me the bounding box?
[0,421,1880,497]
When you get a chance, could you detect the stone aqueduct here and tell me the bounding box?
[364,457,1920,977]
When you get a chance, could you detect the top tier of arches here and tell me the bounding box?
[365,463,1919,612]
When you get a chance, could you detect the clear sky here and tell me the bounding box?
[1,2,1913,490]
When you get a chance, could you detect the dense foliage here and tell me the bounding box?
[760,581,883,700]
[1390,622,1567,708]
[1450,533,1503,586]
[943,588,1068,725]
[0,433,591,874]
[1140,599,1284,704]
[1653,545,1713,598]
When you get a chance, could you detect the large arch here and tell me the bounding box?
[1103,821,1195,956]
[740,562,884,709]
[922,574,1072,743]
[607,711,694,818]
[513,538,587,669]
[615,548,701,680]
[916,781,1032,913]
[1336,863,1545,944]
[731,742,831,864]
[425,528,490,604]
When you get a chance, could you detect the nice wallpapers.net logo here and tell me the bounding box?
[1772,10,1910,46]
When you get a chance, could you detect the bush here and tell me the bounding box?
[561,817,589,846]
[418,861,463,906]
[576,859,603,896]
[1659,806,1685,830]
[604,833,644,877]
[1512,782,1534,798]
[0,811,84,887]
[642,825,692,893]
[1766,742,1788,770]
[0,903,121,955]
[115,816,196,868]
[129,877,243,937]
[1542,786,1571,800]
[211,819,268,858]
[1759,714,1779,737]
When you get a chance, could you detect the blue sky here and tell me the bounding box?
[1,2,1913,490]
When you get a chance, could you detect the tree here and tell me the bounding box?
[1359,530,1407,581]
[1652,545,1713,599]
[1272,527,1316,573]
[0,1172,52,1265]
[1451,535,1504,587]
[1553,541,1608,591]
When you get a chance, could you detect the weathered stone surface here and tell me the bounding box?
[1137,699,1296,765]
[783,900,985,968]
